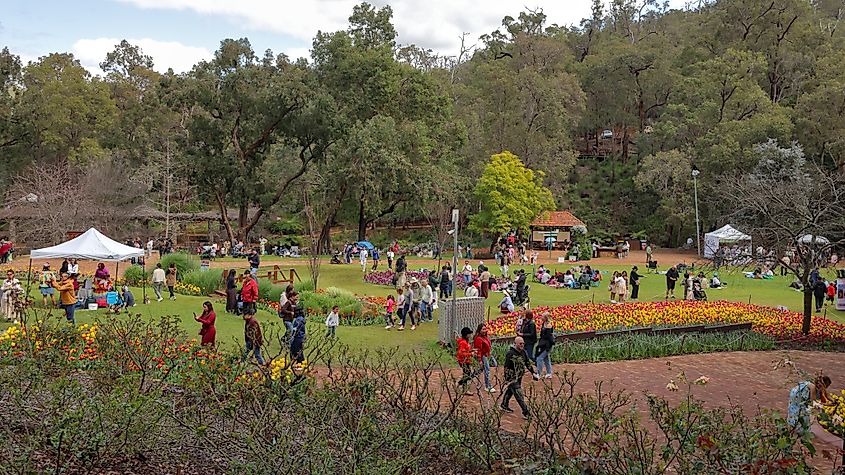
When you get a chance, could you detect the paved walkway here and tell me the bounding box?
[459,351,845,472]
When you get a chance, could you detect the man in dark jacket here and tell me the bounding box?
[630,266,642,300]
[248,249,260,277]
[279,291,298,342]
[501,337,537,419]
[519,310,538,362]
[241,312,265,365]
[665,266,679,299]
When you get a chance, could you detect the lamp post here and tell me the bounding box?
[692,169,701,257]
[451,209,459,314]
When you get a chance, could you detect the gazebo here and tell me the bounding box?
[528,211,585,250]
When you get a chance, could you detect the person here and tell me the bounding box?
[290,302,307,363]
[465,280,480,298]
[500,336,537,419]
[241,270,258,316]
[121,284,135,309]
[60,259,69,276]
[420,279,434,322]
[710,273,722,289]
[479,267,491,299]
[499,291,515,313]
[52,272,77,324]
[259,237,267,256]
[152,263,166,302]
[439,265,451,299]
[372,247,381,270]
[226,269,238,313]
[385,294,396,329]
[827,281,836,305]
[248,249,260,277]
[534,313,555,379]
[95,262,110,282]
[473,324,495,393]
[395,287,407,331]
[279,290,297,341]
[665,265,679,299]
[38,263,57,307]
[645,244,653,265]
[520,310,537,362]
[386,248,395,270]
[630,266,641,300]
[462,261,473,284]
[194,301,217,347]
[67,258,79,276]
[410,278,423,326]
[325,305,339,338]
[617,271,628,303]
[1,270,22,322]
[685,272,695,300]
[401,283,416,330]
[781,254,791,276]
[456,327,477,395]
[146,238,154,258]
[609,271,619,303]
[592,241,599,259]
[814,279,827,313]
[165,263,177,300]
[359,247,368,273]
[241,311,265,365]
[787,374,831,433]
[395,254,407,288]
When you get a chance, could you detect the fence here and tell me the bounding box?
[438,297,485,346]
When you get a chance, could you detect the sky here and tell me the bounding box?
[1,0,689,74]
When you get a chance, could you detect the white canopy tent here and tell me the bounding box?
[703,225,752,259]
[31,228,144,261]
[29,228,146,303]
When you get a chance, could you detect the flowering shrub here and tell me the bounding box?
[235,357,311,385]
[817,390,845,438]
[173,281,202,296]
[486,300,845,345]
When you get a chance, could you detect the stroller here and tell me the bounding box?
[692,278,707,301]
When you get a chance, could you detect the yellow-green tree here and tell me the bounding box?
[469,151,554,236]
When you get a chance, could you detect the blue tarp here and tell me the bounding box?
[357,241,375,250]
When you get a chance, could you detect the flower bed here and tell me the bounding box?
[364,269,506,290]
[486,300,845,345]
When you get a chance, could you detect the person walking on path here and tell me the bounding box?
[360,247,368,274]
[371,248,380,271]
[665,265,679,299]
[386,248,394,270]
[395,287,406,330]
[500,336,537,419]
[225,269,237,314]
[456,327,478,395]
[462,261,473,284]
[241,312,265,365]
[534,314,555,379]
[279,291,298,342]
[519,310,537,363]
[325,305,339,338]
[646,244,653,267]
[630,266,642,300]
[814,280,827,313]
[240,270,258,316]
[410,278,422,325]
[165,263,177,300]
[400,282,416,330]
[384,294,396,329]
[152,263,166,302]
[474,323,496,393]
[480,267,491,299]
[439,265,451,299]
[194,301,217,347]
[38,263,57,307]
[52,272,78,324]
[291,303,307,363]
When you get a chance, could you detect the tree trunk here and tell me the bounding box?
[802,288,813,335]
[357,195,367,241]
[216,192,236,244]
[237,205,249,242]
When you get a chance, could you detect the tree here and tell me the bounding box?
[723,140,845,335]
[634,149,695,246]
[172,38,318,242]
[469,151,554,236]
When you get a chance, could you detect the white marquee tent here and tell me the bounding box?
[30,228,144,261]
[703,224,752,259]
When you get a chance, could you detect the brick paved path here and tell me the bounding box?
[463,351,845,472]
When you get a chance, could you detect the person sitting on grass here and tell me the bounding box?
[499,291,515,314]
[121,284,135,309]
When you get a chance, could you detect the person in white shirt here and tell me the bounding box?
[152,263,166,302]
[462,261,473,284]
[386,249,395,269]
[360,248,369,273]
[67,259,79,276]
[146,239,154,257]
[325,305,339,338]
[498,291,515,313]
[540,270,551,284]
[465,281,479,297]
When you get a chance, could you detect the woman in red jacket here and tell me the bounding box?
[194,301,217,347]
[456,326,477,394]
[473,323,496,393]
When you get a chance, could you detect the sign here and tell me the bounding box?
[837,270,845,311]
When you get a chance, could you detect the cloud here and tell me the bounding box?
[72,37,212,74]
[115,0,686,57]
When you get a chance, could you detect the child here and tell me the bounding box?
[456,327,477,394]
[385,294,395,329]
[827,281,836,305]
[325,305,339,338]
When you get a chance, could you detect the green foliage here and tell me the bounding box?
[299,287,362,318]
[267,217,303,235]
[158,253,199,278]
[180,270,223,295]
[258,279,285,302]
[469,151,554,235]
[294,279,315,293]
[122,265,146,286]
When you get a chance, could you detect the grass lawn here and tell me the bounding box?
[12,257,844,358]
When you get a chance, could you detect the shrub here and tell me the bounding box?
[267,218,303,235]
[158,253,199,279]
[122,265,146,286]
[294,279,315,293]
[258,279,285,302]
[299,288,362,319]
[181,270,223,295]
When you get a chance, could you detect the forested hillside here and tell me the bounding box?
[2,0,844,247]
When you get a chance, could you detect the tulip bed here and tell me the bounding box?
[486,300,845,345]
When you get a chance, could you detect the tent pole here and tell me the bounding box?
[115,261,120,292]
[24,258,33,316]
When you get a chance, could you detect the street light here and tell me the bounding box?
[692,169,701,257]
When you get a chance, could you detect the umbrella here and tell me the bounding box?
[544,236,557,243]
[357,241,375,250]
[798,234,830,245]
